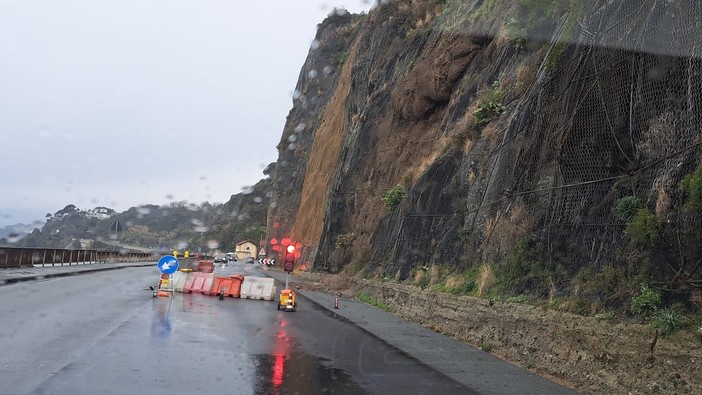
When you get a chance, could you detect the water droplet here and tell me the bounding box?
[323,66,333,76]
[307,69,318,79]
[253,197,263,203]
[178,241,189,250]
[310,40,320,50]
[292,89,301,100]
[207,240,219,249]
[294,123,306,133]
[241,186,254,194]
[6,233,21,243]
[270,201,278,209]
[287,135,298,143]
[287,143,297,150]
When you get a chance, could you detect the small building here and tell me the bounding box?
[79,238,94,248]
[235,240,258,261]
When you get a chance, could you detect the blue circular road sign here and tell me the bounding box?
[157,255,179,275]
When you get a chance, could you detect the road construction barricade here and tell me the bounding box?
[184,272,215,294]
[183,272,200,293]
[198,260,215,273]
[240,276,276,301]
[172,271,188,293]
[200,274,216,295]
[212,275,244,298]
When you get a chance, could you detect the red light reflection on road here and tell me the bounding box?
[271,319,290,390]
[272,354,285,388]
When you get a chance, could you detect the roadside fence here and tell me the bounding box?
[0,247,152,269]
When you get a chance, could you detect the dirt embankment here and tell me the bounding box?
[289,271,702,395]
[290,39,360,246]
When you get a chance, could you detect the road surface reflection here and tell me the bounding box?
[253,318,366,394]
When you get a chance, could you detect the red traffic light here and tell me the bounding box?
[283,246,296,272]
[284,254,295,272]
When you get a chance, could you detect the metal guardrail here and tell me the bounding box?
[0,247,152,269]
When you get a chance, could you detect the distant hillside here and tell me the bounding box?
[5,166,274,252]
[0,223,40,241]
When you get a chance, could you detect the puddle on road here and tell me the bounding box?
[148,292,214,313]
[252,353,367,395]
[150,302,172,340]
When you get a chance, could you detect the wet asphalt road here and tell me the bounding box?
[0,263,471,395]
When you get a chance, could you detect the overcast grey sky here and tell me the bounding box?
[0,0,373,226]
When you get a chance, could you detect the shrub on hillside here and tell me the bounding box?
[631,284,661,317]
[382,185,406,211]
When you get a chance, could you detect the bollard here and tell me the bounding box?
[334,297,339,309]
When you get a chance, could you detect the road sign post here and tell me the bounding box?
[157,256,179,294]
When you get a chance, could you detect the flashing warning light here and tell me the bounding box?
[284,247,296,272]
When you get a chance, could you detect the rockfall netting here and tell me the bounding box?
[364,0,702,290]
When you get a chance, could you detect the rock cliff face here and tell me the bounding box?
[268,1,702,305]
